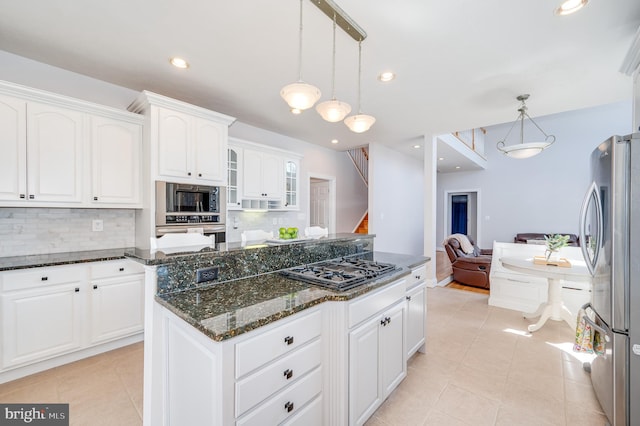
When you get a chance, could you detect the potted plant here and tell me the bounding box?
[544,234,571,261]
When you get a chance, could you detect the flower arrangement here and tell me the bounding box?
[544,234,571,261]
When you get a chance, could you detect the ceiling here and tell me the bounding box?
[1,0,639,165]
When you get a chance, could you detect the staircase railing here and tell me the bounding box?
[347,146,368,187]
[452,128,486,157]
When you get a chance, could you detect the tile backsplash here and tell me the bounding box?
[0,208,135,257]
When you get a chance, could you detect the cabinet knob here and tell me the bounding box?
[19,194,25,199]
[198,173,202,177]
[41,276,48,281]
[283,369,293,380]
[29,195,34,199]
[93,196,98,201]
[74,287,80,292]
[386,316,391,324]
[415,275,421,279]
[93,284,98,290]
[284,401,294,413]
[119,267,125,272]
[284,336,294,345]
[380,319,386,326]
[187,172,192,176]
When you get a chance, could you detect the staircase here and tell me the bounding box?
[355,213,368,234]
[347,146,368,187]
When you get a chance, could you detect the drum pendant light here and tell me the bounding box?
[344,41,375,133]
[280,0,321,113]
[316,14,351,122]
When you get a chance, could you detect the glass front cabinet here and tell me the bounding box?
[227,146,242,209]
[284,159,300,210]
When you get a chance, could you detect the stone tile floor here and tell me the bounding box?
[0,286,606,426]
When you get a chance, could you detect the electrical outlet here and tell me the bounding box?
[92,219,103,232]
[196,266,219,283]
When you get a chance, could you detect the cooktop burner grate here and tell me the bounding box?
[281,258,397,291]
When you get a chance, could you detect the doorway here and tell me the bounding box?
[309,175,336,233]
[444,190,480,243]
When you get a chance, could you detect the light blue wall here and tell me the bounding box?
[436,101,632,249]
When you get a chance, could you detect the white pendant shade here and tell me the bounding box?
[344,114,376,133]
[280,82,322,111]
[316,99,351,122]
[499,142,551,159]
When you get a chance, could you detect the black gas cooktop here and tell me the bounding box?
[281,258,397,291]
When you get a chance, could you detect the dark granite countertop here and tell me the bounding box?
[125,233,373,266]
[0,248,133,272]
[156,251,430,341]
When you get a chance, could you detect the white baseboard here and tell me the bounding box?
[437,275,453,287]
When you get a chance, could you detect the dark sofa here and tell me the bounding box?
[514,233,580,246]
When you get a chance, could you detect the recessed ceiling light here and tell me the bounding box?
[439,157,445,161]
[169,57,189,69]
[378,71,396,82]
[413,144,421,149]
[554,0,588,15]
[455,166,461,169]
[331,139,339,144]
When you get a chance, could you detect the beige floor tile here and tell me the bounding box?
[564,379,604,413]
[501,380,566,425]
[563,358,593,385]
[433,383,500,426]
[373,385,433,426]
[423,409,474,426]
[495,404,562,426]
[564,400,609,426]
[0,376,59,403]
[506,367,565,401]
[449,364,508,402]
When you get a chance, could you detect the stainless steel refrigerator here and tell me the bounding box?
[579,133,640,426]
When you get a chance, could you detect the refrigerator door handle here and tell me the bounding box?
[579,181,603,277]
[582,311,611,343]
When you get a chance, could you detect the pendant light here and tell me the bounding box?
[280,0,321,113]
[344,41,375,133]
[316,14,351,122]
[496,94,556,159]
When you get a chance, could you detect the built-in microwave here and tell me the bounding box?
[155,181,226,241]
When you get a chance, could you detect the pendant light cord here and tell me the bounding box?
[297,0,303,82]
[357,40,362,114]
[330,14,337,99]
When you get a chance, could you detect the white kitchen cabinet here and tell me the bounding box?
[0,94,27,202]
[243,148,283,200]
[27,102,84,204]
[0,260,144,382]
[1,266,84,369]
[90,115,142,206]
[405,264,427,358]
[284,158,300,210]
[89,260,144,344]
[227,146,242,209]
[633,68,640,132]
[349,300,405,426]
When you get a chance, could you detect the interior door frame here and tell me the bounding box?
[308,173,336,234]
[443,188,481,244]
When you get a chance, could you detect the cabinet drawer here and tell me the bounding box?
[280,395,322,426]
[1,265,85,292]
[406,264,427,289]
[236,366,322,426]
[349,280,405,329]
[235,309,321,378]
[236,339,321,417]
[90,259,143,279]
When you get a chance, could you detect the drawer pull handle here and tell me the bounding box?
[29,195,34,199]
[406,295,412,301]
[74,287,80,292]
[93,196,98,201]
[119,267,125,272]
[93,284,98,290]
[284,369,293,380]
[380,318,386,326]
[284,401,294,413]
[381,317,391,326]
[415,275,421,279]
[19,194,25,199]
[284,336,294,345]
[41,276,48,281]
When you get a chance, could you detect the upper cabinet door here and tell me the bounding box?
[193,117,227,184]
[157,108,191,179]
[91,116,142,206]
[243,149,264,198]
[0,95,27,201]
[26,102,83,203]
[261,154,283,200]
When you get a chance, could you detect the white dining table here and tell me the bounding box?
[500,256,590,332]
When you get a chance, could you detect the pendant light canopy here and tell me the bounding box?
[344,41,375,133]
[316,14,351,122]
[280,0,321,113]
[496,94,556,159]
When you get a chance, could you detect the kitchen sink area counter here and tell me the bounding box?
[0,248,134,272]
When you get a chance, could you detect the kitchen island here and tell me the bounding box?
[127,234,429,426]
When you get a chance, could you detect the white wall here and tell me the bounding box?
[369,142,424,255]
[436,101,632,248]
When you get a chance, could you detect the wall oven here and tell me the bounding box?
[155,181,226,242]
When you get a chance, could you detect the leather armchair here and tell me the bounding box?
[444,236,493,289]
